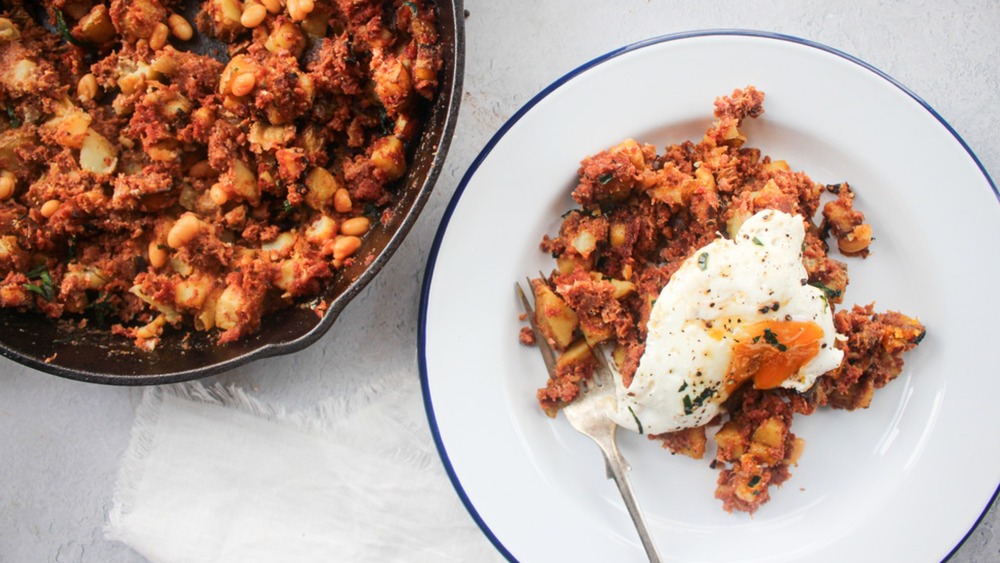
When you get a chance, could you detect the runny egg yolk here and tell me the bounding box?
[724,320,824,396]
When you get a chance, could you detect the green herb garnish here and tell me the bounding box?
[597,172,614,185]
[402,1,418,15]
[86,292,115,326]
[697,252,709,271]
[682,387,716,415]
[363,202,382,225]
[378,108,394,136]
[808,280,842,301]
[762,328,787,352]
[627,406,643,435]
[24,265,55,301]
[5,105,20,128]
[53,10,83,46]
[748,475,761,488]
[752,236,764,246]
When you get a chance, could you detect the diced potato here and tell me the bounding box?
[0,235,24,263]
[748,417,788,466]
[725,208,752,239]
[608,138,645,169]
[0,17,21,42]
[116,59,161,96]
[206,0,243,38]
[230,159,259,203]
[580,320,613,348]
[63,265,110,290]
[751,417,786,448]
[785,437,805,465]
[261,231,296,253]
[170,256,193,277]
[693,165,716,190]
[0,129,36,170]
[718,120,747,147]
[195,288,223,330]
[571,230,598,257]
[79,128,118,174]
[265,20,306,57]
[249,122,295,152]
[174,275,215,309]
[300,6,331,38]
[556,253,592,274]
[662,427,708,459]
[713,420,745,460]
[113,0,168,41]
[608,278,636,299]
[306,215,336,244]
[304,167,340,211]
[214,284,243,330]
[9,59,38,94]
[609,222,628,248]
[556,339,594,371]
[274,148,307,181]
[74,4,116,44]
[44,109,93,149]
[761,159,790,173]
[370,135,406,180]
[531,280,578,350]
[129,285,181,323]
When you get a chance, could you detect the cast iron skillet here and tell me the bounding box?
[0,0,465,384]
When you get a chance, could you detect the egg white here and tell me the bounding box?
[608,210,844,435]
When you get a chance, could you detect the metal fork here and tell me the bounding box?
[516,282,663,563]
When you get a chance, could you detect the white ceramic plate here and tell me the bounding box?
[420,31,1000,562]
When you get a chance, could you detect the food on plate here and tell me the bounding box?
[0,0,442,348]
[609,209,844,435]
[522,86,925,513]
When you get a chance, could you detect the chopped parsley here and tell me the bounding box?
[53,10,83,46]
[598,172,614,185]
[363,202,382,224]
[24,264,55,301]
[762,328,787,352]
[748,475,762,488]
[682,387,716,415]
[697,252,709,271]
[378,108,394,136]
[627,406,643,435]
[402,1,419,15]
[808,280,842,301]
[85,293,115,327]
[752,236,764,246]
[5,105,20,128]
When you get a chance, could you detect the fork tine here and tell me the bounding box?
[515,281,558,378]
[589,345,616,388]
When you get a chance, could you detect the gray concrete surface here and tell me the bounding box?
[1,1,998,561]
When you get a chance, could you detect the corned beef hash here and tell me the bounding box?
[521,86,925,513]
[0,0,441,348]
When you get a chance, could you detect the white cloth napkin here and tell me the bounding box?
[106,377,499,563]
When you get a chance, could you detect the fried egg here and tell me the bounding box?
[608,210,844,435]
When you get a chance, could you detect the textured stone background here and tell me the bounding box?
[2,1,998,561]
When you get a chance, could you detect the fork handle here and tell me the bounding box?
[597,433,663,563]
